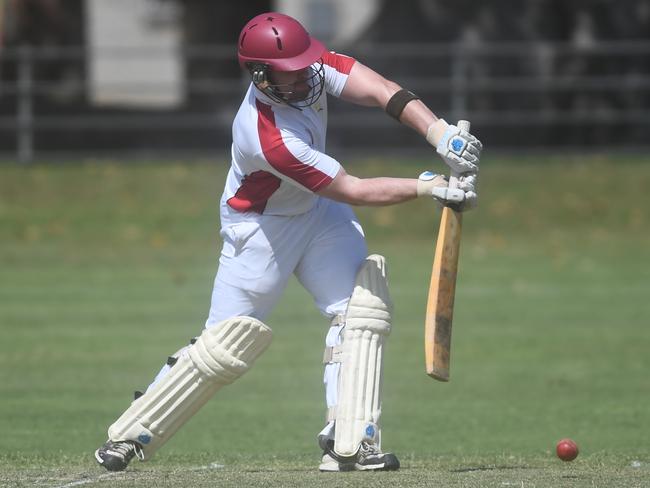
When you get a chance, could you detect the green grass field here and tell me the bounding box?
[1,154,649,487]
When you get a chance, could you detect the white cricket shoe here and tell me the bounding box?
[319,452,355,472]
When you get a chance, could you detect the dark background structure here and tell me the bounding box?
[1,0,649,159]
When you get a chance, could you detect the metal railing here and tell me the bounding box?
[2,40,650,162]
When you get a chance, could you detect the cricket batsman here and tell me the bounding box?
[95,11,482,472]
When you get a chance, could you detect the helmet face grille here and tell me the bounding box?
[290,61,325,109]
[250,60,325,110]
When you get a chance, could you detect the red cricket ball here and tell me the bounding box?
[556,438,579,461]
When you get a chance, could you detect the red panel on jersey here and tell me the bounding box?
[227,170,281,213]
[256,100,333,192]
[321,51,355,75]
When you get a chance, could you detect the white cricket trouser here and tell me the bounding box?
[150,196,367,416]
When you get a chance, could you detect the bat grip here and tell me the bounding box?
[449,120,471,190]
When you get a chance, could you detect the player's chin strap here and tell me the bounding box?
[323,255,393,459]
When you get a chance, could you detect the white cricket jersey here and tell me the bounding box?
[223,51,356,216]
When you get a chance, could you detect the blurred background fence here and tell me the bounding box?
[1,0,649,162]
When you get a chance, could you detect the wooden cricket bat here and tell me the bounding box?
[424,120,471,381]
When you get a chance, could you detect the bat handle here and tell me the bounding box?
[448,119,471,190]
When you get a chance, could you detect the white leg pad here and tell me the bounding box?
[334,255,392,458]
[107,316,272,459]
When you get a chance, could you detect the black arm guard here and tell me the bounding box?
[385,89,420,121]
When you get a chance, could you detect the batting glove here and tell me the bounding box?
[458,173,477,193]
[417,171,478,212]
[426,119,482,175]
[456,174,478,212]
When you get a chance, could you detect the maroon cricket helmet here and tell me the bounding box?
[238,12,326,72]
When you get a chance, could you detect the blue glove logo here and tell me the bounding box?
[451,138,465,153]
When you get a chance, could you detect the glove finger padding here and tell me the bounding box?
[457,174,478,211]
[439,148,479,174]
[417,171,478,210]
[465,143,482,158]
[458,174,477,193]
[458,191,478,212]
[431,186,466,204]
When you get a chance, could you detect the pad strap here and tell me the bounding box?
[327,406,337,422]
[329,314,345,327]
[323,315,345,363]
[385,89,420,120]
[323,345,344,364]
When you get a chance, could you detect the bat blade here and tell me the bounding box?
[424,206,462,381]
[424,119,470,381]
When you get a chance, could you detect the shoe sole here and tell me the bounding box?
[356,453,400,471]
[355,462,386,471]
[94,450,105,465]
[319,460,400,472]
[355,462,401,471]
[319,462,355,472]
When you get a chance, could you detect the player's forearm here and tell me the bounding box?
[396,99,439,139]
[377,84,440,138]
[348,176,418,206]
[319,173,418,206]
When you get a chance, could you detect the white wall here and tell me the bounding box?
[86,0,184,108]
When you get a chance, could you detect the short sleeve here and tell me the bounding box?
[322,51,356,98]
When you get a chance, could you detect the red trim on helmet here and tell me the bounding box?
[227,170,281,213]
[322,51,355,75]
[256,100,333,192]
